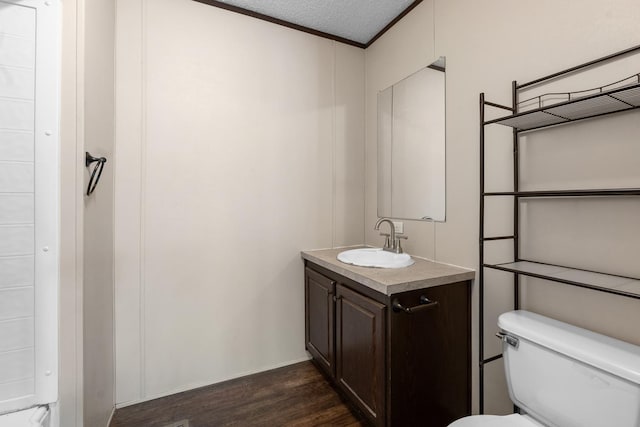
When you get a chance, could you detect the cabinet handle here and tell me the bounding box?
[333,295,342,302]
[328,280,336,298]
[392,295,438,314]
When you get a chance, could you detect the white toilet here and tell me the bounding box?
[0,406,49,427]
[450,310,640,427]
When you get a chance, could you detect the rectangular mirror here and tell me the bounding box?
[377,57,446,221]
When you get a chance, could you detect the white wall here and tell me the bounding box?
[365,0,640,414]
[114,0,364,405]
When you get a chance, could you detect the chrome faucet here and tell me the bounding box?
[374,218,408,254]
[375,218,395,251]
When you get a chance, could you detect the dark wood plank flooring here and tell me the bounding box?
[110,361,367,427]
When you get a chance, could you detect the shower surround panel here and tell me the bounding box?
[0,0,59,414]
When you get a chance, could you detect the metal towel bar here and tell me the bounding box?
[85,152,107,196]
[392,295,438,314]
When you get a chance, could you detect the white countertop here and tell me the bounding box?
[301,247,475,296]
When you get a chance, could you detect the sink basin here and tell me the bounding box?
[337,248,414,269]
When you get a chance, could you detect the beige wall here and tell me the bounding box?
[365,1,438,258]
[59,0,116,425]
[82,0,116,424]
[58,0,82,425]
[365,0,640,414]
[106,0,640,415]
[114,0,365,405]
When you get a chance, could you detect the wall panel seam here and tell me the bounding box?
[332,42,337,248]
[139,0,147,401]
[75,0,86,422]
[111,0,119,410]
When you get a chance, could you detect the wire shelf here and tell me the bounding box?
[486,82,640,131]
[484,260,640,299]
[483,188,640,198]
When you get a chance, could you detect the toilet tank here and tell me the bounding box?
[498,310,640,427]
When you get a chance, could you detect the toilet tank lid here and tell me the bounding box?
[498,310,640,385]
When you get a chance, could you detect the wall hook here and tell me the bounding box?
[85,152,107,196]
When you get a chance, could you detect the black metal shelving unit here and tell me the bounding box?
[478,44,640,413]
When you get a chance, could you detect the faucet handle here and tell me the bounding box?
[395,235,408,253]
[379,233,391,249]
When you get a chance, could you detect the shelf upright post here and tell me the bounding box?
[478,92,486,414]
[512,80,520,310]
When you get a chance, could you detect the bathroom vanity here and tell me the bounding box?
[301,248,475,427]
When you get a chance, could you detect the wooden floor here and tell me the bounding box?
[110,361,367,427]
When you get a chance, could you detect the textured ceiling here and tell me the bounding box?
[211,0,417,46]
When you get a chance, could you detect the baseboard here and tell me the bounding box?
[105,406,115,427]
[115,356,312,409]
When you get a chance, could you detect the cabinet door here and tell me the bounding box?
[335,284,386,426]
[305,267,336,376]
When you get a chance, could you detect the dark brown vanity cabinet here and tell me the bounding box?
[304,262,471,427]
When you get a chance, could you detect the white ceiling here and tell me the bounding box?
[212,0,417,46]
